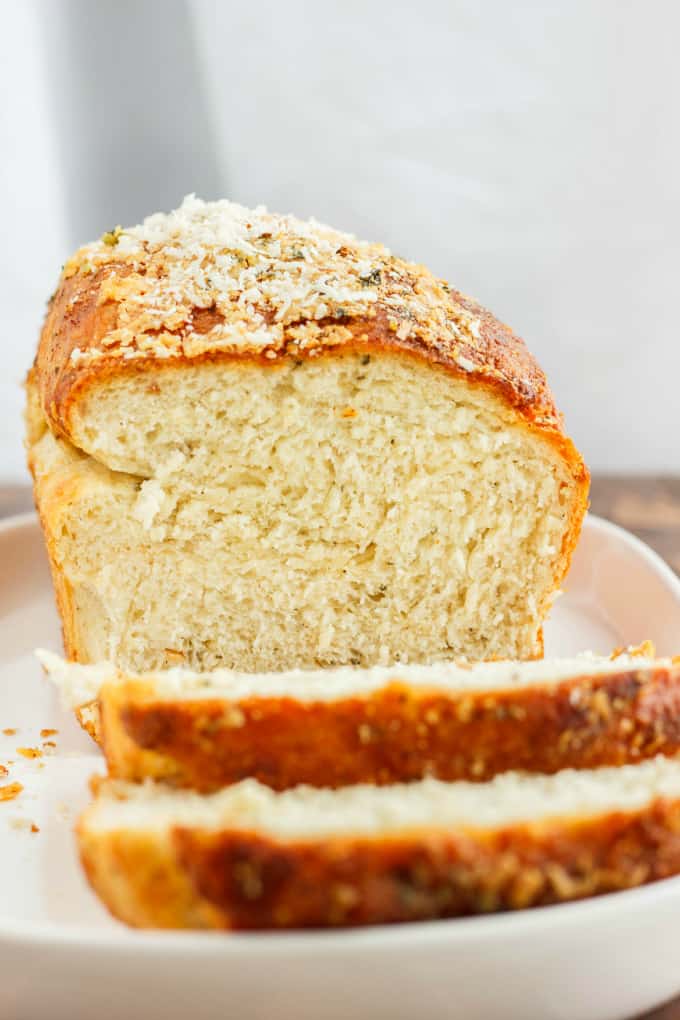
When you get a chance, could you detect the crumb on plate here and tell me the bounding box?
[0,782,23,803]
[9,818,39,833]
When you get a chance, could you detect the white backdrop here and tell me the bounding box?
[2,0,679,480]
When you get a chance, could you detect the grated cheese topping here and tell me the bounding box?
[60,195,514,389]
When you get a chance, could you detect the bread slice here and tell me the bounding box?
[78,758,680,929]
[40,650,680,789]
[27,197,588,672]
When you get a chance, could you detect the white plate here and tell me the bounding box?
[1,512,680,1020]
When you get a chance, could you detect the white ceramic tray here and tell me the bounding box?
[1,512,680,1020]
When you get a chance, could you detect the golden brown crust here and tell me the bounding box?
[77,797,680,929]
[37,262,565,438]
[77,825,224,930]
[100,666,680,792]
[24,377,89,665]
[33,201,587,485]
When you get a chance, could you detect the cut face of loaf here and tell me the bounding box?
[78,758,680,929]
[28,197,588,672]
[40,651,680,789]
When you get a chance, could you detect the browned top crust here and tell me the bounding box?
[78,791,680,930]
[33,196,582,461]
[169,799,680,927]
[100,663,680,792]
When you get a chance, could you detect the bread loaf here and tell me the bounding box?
[40,650,680,790]
[27,196,588,672]
[78,758,680,929]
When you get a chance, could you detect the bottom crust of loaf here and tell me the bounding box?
[78,796,680,930]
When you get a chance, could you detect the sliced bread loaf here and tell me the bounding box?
[27,197,587,672]
[41,651,680,789]
[78,758,680,929]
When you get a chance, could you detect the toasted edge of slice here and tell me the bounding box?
[78,759,680,929]
[39,649,680,790]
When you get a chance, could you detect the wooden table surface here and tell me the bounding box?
[2,477,680,1019]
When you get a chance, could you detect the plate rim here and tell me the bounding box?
[2,509,680,951]
[3,870,680,952]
